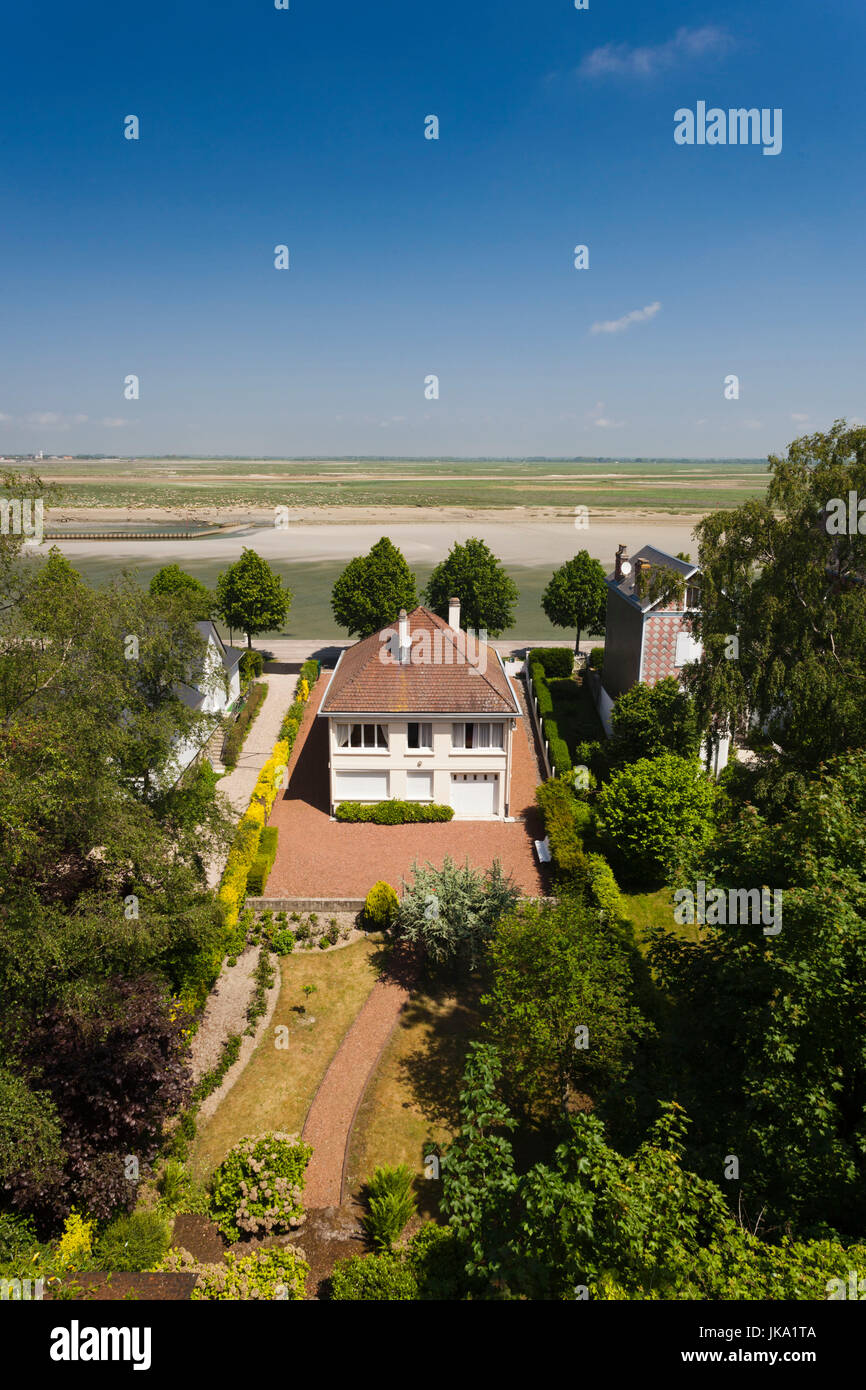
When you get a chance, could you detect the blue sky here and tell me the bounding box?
[2,0,864,459]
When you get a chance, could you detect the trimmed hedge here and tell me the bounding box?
[223,681,268,769]
[246,826,278,895]
[336,800,454,824]
[531,664,571,776]
[588,644,605,671]
[528,647,574,678]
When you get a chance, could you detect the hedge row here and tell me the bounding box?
[217,663,316,937]
[529,662,572,776]
[528,647,574,678]
[336,800,454,824]
[246,826,279,895]
[534,777,624,924]
[223,681,268,770]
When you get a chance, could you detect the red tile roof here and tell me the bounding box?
[319,607,521,716]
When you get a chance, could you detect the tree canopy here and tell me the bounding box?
[330,537,417,638]
[684,420,866,795]
[423,538,518,637]
[215,548,291,647]
[541,551,607,652]
[149,563,213,620]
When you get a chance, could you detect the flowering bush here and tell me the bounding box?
[209,1133,312,1242]
[164,1245,308,1300]
[56,1211,95,1270]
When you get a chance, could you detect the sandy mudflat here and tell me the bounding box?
[43,505,703,567]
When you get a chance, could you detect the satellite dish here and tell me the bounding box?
[620,560,632,576]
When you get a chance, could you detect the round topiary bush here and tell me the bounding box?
[95,1210,172,1273]
[363,880,399,930]
[209,1133,312,1242]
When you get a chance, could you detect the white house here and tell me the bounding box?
[165,621,244,783]
[318,600,523,819]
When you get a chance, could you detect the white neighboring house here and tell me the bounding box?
[319,600,523,820]
[164,621,244,784]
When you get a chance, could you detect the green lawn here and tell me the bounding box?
[621,886,701,952]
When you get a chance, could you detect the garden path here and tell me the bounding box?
[301,950,419,1207]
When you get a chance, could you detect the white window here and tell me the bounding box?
[334,770,389,800]
[335,722,389,749]
[451,721,504,750]
[675,631,702,666]
[406,770,433,800]
[407,721,432,751]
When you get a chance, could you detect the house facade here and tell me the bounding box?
[596,543,728,775]
[167,621,244,782]
[318,601,522,819]
[600,544,702,699]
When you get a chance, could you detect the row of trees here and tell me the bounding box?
[330,533,608,647]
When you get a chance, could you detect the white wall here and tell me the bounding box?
[328,717,513,819]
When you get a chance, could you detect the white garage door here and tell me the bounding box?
[450,772,498,818]
[334,770,388,801]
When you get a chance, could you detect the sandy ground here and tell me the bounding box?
[40,506,703,568]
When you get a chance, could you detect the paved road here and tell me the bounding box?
[254,636,603,667]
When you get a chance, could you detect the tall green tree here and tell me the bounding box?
[541,551,607,653]
[424,538,518,637]
[595,753,717,885]
[648,750,866,1234]
[215,548,292,647]
[609,677,700,766]
[684,420,866,792]
[149,563,212,620]
[441,1065,866,1300]
[330,537,417,638]
[481,898,649,1120]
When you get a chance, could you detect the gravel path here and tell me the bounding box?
[188,945,261,1084]
[301,951,418,1208]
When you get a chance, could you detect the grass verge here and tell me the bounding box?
[190,936,381,1182]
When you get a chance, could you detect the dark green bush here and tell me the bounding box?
[528,647,574,678]
[588,644,605,671]
[336,800,453,824]
[223,682,268,769]
[532,665,554,715]
[536,777,587,879]
[329,1251,418,1301]
[239,649,265,683]
[247,826,278,894]
[95,1210,171,1273]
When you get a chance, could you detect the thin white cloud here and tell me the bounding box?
[579,26,734,80]
[591,301,661,335]
[102,417,128,428]
[586,401,624,429]
[790,412,809,422]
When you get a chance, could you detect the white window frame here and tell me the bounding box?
[407,721,433,752]
[335,721,389,751]
[451,721,505,752]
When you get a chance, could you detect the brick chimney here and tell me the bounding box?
[614,544,629,582]
[448,596,461,631]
